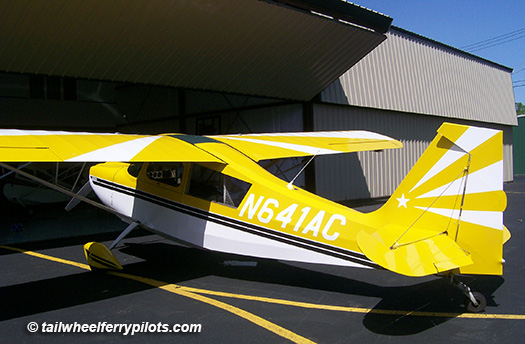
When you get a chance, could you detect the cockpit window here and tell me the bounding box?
[127,163,143,178]
[146,162,184,188]
[187,164,251,207]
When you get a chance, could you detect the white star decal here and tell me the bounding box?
[396,193,410,208]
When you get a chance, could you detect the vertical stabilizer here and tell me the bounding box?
[358,123,508,276]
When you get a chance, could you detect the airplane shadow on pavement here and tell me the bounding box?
[119,241,505,336]
[0,237,504,337]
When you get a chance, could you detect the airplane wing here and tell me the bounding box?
[210,131,402,161]
[0,129,223,163]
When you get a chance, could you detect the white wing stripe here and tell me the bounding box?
[218,137,340,155]
[414,206,503,230]
[409,145,466,194]
[66,136,161,162]
[215,131,395,140]
[453,127,499,153]
[409,127,499,194]
[416,160,503,199]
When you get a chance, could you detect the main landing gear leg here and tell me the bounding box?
[450,275,487,313]
[84,222,139,271]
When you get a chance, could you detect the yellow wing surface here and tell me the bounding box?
[0,130,222,163]
[211,131,402,161]
[359,123,508,277]
[0,129,402,163]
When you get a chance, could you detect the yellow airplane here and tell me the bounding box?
[0,122,509,312]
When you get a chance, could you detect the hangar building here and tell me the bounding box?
[0,0,517,203]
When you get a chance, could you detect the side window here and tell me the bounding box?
[146,162,184,188]
[127,163,143,178]
[187,164,251,207]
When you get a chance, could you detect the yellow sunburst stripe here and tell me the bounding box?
[409,153,470,199]
[408,124,501,197]
[437,124,470,147]
[414,160,504,201]
[404,129,463,195]
[467,132,503,173]
[419,132,502,196]
[357,227,472,276]
[412,191,507,212]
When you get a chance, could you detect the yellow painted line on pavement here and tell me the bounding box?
[182,286,525,320]
[108,270,315,344]
[3,245,525,321]
[1,245,90,270]
[0,245,315,344]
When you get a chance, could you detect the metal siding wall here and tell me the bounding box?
[513,117,525,175]
[313,104,513,201]
[218,103,303,134]
[504,126,514,178]
[321,29,517,126]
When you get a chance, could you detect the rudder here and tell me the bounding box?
[358,123,508,276]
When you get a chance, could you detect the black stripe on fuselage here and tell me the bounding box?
[91,177,379,269]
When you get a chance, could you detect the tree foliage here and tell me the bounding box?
[517,102,525,116]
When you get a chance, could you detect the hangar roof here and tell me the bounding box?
[0,0,391,101]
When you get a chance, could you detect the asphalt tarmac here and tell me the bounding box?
[1,177,525,343]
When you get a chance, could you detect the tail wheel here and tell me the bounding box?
[465,292,487,313]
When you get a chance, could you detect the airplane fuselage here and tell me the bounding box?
[89,140,381,269]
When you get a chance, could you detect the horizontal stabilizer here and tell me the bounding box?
[503,225,511,244]
[356,225,473,277]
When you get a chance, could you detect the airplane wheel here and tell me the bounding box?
[465,292,486,313]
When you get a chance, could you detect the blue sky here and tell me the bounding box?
[356,0,525,105]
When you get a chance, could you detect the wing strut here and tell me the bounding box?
[454,153,472,242]
[109,222,138,250]
[0,162,32,180]
[287,150,319,190]
[0,163,132,222]
[65,181,93,211]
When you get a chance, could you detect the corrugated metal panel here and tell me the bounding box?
[218,103,304,135]
[313,104,513,201]
[513,116,525,175]
[0,0,387,101]
[321,28,517,126]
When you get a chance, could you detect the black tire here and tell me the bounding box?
[465,292,487,313]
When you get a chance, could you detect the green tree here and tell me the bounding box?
[517,102,525,116]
